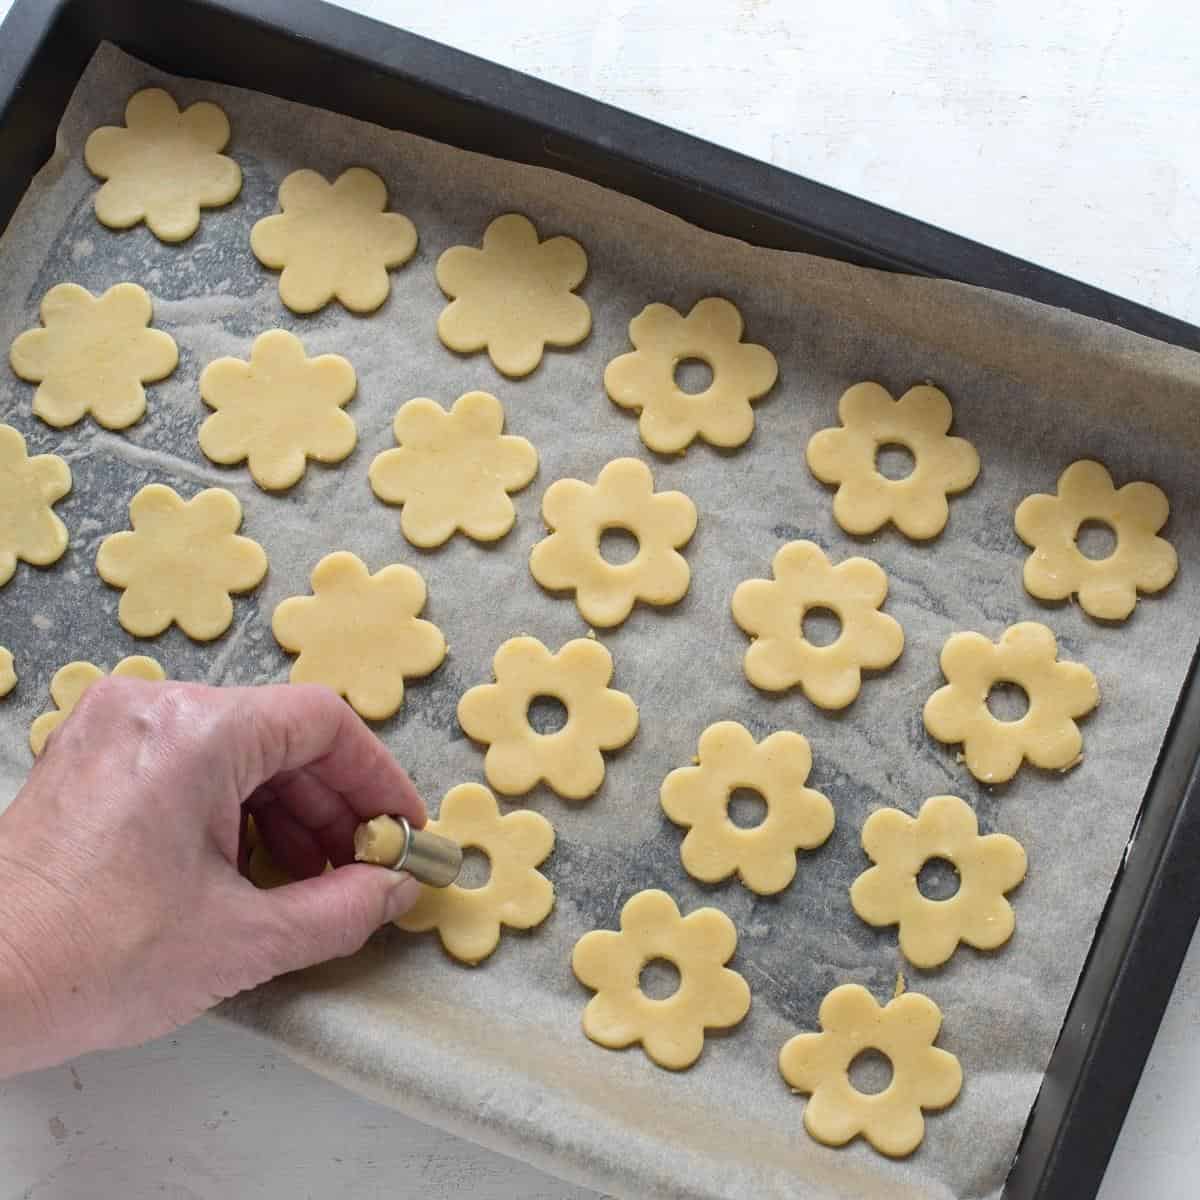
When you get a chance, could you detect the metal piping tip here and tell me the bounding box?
[355,815,462,888]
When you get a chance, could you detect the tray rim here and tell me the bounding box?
[2,2,1199,1197]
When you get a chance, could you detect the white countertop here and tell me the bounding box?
[1,2,1197,1196]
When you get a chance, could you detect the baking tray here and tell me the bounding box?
[1,3,1198,1197]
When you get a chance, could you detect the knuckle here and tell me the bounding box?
[68,675,124,724]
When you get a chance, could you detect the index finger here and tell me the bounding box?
[223,683,426,827]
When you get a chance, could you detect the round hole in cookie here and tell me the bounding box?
[639,957,682,1001]
[1075,518,1118,561]
[673,356,715,395]
[801,605,843,647]
[598,526,641,566]
[457,847,492,890]
[916,855,961,901]
[727,786,769,829]
[847,1047,895,1096]
[527,694,569,735]
[985,681,1031,723]
[875,442,917,481]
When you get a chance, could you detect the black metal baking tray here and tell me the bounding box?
[2,2,1198,1196]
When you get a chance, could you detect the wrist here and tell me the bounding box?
[0,865,60,1078]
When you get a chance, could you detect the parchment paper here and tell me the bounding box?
[2,42,1199,1200]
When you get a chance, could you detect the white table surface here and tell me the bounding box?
[1,2,1198,1196]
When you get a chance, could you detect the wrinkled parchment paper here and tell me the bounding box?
[2,42,1199,1200]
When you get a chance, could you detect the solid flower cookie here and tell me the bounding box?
[923,622,1099,783]
[96,485,267,641]
[572,889,751,1070]
[850,795,1027,968]
[731,540,903,709]
[1015,459,1177,621]
[435,213,591,377]
[604,297,778,453]
[661,721,834,895]
[529,457,697,627]
[199,330,357,491]
[395,783,555,964]
[457,635,638,800]
[251,167,418,314]
[0,648,15,698]
[271,551,446,720]
[778,984,962,1157]
[83,87,242,242]
[0,423,71,587]
[368,391,538,547]
[806,381,980,539]
[10,283,178,430]
[30,655,165,756]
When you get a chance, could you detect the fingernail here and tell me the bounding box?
[383,872,420,923]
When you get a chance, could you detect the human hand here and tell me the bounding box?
[0,679,424,1078]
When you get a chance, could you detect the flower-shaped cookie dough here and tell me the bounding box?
[271,551,446,720]
[0,423,71,586]
[779,984,962,1157]
[529,457,697,627]
[368,391,538,547]
[661,721,834,895]
[604,297,778,453]
[396,783,555,964]
[572,889,751,1070]
[0,648,15,698]
[199,330,357,491]
[1015,459,1177,621]
[806,382,980,539]
[458,635,639,800]
[10,283,178,430]
[30,655,165,756]
[731,541,903,709]
[251,167,418,314]
[84,88,242,242]
[923,622,1099,783]
[96,485,268,641]
[435,213,591,377]
[850,795,1027,968]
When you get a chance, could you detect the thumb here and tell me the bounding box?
[253,864,422,976]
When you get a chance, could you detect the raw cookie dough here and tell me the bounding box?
[457,635,638,800]
[271,551,445,720]
[0,423,71,586]
[30,655,165,756]
[0,648,15,698]
[660,721,834,895]
[435,213,591,377]
[83,87,242,242]
[199,330,357,491]
[368,391,538,547]
[571,888,751,1070]
[603,297,777,453]
[778,983,963,1157]
[1015,459,1178,620]
[731,540,904,709]
[850,794,1027,968]
[395,783,554,965]
[923,621,1099,783]
[96,484,267,641]
[353,815,409,866]
[805,381,980,539]
[529,457,697,627]
[250,167,417,314]
[10,283,178,430]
